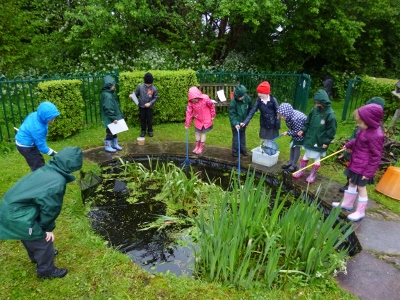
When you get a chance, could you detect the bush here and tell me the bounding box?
[360,76,399,120]
[118,70,198,125]
[37,80,84,140]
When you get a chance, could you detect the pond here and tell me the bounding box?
[84,156,360,283]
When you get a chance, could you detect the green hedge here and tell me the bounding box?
[361,76,399,120]
[118,70,198,125]
[37,80,84,140]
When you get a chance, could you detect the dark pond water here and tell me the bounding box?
[86,157,360,277]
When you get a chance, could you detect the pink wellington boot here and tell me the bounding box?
[293,159,309,179]
[348,201,368,221]
[192,141,200,154]
[332,191,358,210]
[306,164,320,183]
[195,142,205,154]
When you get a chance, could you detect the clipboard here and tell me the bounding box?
[107,119,129,135]
[130,93,139,105]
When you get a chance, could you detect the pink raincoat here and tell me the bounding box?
[185,87,216,130]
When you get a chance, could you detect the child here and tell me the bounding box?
[293,89,337,183]
[338,97,385,192]
[277,103,307,172]
[243,81,280,144]
[15,101,60,171]
[100,75,124,153]
[229,85,252,157]
[0,146,83,279]
[131,72,158,137]
[185,86,216,155]
[332,104,384,221]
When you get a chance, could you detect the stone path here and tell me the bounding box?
[83,141,400,300]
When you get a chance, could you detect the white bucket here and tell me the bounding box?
[137,137,145,145]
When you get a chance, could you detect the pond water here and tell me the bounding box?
[86,157,360,277]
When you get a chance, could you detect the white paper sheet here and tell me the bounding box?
[130,93,139,105]
[107,119,129,135]
[217,90,227,102]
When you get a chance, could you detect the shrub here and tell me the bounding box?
[37,80,84,140]
[118,70,198,125]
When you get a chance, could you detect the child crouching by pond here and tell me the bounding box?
[332,103,384,221]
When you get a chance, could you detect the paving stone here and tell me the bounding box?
[336,251,400,300]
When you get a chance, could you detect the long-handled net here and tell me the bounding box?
[181,128,192,168]
[78,170,103,204]
[261,134,283,155]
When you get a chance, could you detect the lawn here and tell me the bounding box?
[0,97,397,299]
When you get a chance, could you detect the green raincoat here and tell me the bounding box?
[302,90,337,152]
[229,85,252,132]
[100,75,123,127]
[0,147,83,241]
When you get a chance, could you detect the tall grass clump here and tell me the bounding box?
[193,171,354,289]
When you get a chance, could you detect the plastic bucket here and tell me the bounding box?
[375,166,400,201]
[230,91,234,100]
[137,137,145,145]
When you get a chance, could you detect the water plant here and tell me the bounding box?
[192,171,353,289]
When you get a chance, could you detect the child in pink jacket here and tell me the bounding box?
[185,86,216,154]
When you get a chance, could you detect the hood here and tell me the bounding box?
[366,97,385,109]
[358,103,383,130]
[188,86,203,101]
[102,75,116,90]
[47,146,83,182]
[37,101,60,124]
[313,89,331,107]
[277,103,294,119]
[234,85,247,98]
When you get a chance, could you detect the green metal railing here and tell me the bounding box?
[1,69,311,143]
[342,77,363,121]
[196,70,311,113]
[0,69,119,142]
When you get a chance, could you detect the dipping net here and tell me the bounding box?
[78,170,103,204]
[261,140,279,156]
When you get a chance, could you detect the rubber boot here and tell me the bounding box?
[292,159,308,179]
[332,191,358,210]
[112,138,123,151]
[104,140,117,153]
[192,141,200,154]
[196,142,205,154]
[348,201,368,221]
[306,164,320,183]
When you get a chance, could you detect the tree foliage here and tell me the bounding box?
[1,0,399,79]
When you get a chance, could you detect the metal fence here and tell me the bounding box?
[342,77,363,121]
[196,70,311,113]
[0,69,311,143]
[0,69,119,142]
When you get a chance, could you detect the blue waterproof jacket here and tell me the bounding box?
[15,101,59,155]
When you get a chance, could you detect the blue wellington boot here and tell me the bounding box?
[112,138,123,151]
[104,140,117,153]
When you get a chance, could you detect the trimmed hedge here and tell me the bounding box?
[37,80,84,140]
[118,70,198,125]
[361,76,399,120]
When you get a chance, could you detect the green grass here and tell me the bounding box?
[0,99,396,299]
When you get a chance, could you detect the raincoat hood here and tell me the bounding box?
[47,146,83,182]
[37,101,60,124]
[277,103,294,119]
[313,89,331,107]
[234,85,247,98]
[102,75,116,90]
[188,86,203,101]
[358,103,383,130]
[366,97,385,109]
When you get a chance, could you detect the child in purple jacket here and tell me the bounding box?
[332,103,384,221]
